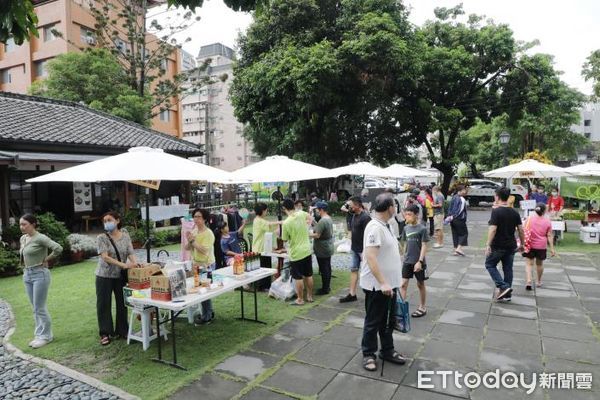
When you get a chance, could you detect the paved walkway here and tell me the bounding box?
[170,217,600,400]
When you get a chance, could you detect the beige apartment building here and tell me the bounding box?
[181,43,261,171]
[0,0,183,137]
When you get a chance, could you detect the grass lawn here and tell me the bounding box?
[0,261,350,399]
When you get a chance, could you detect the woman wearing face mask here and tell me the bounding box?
[19,213,63,349]
[547,188,564,217]
[96,211,139,346]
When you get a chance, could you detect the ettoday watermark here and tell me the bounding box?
[418,370,593,394]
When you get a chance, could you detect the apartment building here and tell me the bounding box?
[0,0,183,137]
[180,43,261,171]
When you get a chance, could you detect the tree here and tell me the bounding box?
[0,0,38,44]
[230,0,420,167]
[582,49,600,99]
[29,49,152,125]
[88,0,209,117]
[168,0,264,12]
[409,6,519,194]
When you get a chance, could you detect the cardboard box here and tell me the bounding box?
[150,270,172,301]
[128,263,161,289]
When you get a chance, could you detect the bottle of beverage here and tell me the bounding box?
[193,264,199,287]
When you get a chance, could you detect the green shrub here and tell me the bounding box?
[0,243,21,275]
[1,223,22,248]
[36,212,70,255]
[122,209,141,229]
[563,211,586,221]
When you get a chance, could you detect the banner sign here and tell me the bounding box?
[560,177,600,201]
[73,182,92,212]
[128,180,161,190]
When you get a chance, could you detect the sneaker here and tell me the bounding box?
[432,243,443,249]
[28,339,36,347]
[497,287,513,300]
[339,294,357,303]
[31,338,52,349]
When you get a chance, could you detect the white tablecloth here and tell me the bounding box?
[141,204,190,222]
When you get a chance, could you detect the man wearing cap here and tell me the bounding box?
[310,201,335,295]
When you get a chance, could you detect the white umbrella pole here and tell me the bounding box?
[145,188,151,263]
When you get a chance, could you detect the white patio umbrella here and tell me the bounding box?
[483,159,572,179]
[383,164,437,178]
[225,155,336,183]
[331,161,388,178]
[565,162,600,177]
[27,147,233,261]
[27,147,232,183]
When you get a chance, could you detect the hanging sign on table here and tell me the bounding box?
[519,200,537,210]
[73,182,92,212]
[129,180,161,190]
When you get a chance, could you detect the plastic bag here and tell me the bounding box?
[269,274,296,301]
[336,238,351,253]
[394,290,411,333]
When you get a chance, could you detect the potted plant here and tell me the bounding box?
[67,234,97,262]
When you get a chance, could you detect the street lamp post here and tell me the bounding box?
[499,132,510,167]
[499,131,511,187]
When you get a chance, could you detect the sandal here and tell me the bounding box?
[411,309,427,318]
[379,351,407,365]
[289,301,304,306]
[363,356,377,371]
[455,250,466,257]
[100,336,110,346]
[306,298,314,303]
[536,282,543,288]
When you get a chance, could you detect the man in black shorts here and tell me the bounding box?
[400,204,429,318]
[281,199,314,305]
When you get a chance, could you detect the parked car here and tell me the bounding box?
[467,179,527,206]
[364,179,385,189]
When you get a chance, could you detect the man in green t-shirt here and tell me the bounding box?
[281,199,313,305]
[310,201,334,295]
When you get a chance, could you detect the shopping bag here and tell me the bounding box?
[269,274,296,301]
[394,290,411,333]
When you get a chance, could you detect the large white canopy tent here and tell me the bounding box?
[483,159,572,179]
[27,147,233,261]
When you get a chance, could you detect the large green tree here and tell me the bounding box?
[230,0,420,167]
[582,49,600,99]
[409,6,519,193]
[29,49,152,125]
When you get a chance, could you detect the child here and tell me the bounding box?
[400,204,429,318]
[219,220,245,265]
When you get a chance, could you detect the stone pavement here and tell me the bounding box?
[0,300,135,400]
[170,215,600,400]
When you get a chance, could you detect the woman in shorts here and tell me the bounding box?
[523,203,556,290]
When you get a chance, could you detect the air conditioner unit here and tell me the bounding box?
[85,36,96,45]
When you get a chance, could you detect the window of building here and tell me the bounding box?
[211,157,221,166]
[43,24,57,42]
[250,156,262,162]
[80,26,96,45]
[1,69,12,84]
[159,109,170,122]
[115,38,128,55]
[35,60,49,77]
[10,173,33,215]
[219,143,225,148]
[237,156,242,161]
[236,142,242,147]
[584,119,591,127]
[585,132,591,139]
[160,59,168,71]
[4,37,16,52]
[220,157,225,162]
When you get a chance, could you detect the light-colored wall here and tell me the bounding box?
[572,103,600,143]
[181,49,260,171]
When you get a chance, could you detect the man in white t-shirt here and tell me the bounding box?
[360,193,406,372]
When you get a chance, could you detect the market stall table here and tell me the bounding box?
[129,267,276,370]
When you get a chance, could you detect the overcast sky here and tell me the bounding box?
[150,0,599,95]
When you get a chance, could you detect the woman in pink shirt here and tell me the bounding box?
[523,203,556,290]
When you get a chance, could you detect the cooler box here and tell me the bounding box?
[580,227,600,244]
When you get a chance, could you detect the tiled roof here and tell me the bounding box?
[0,92,202,156]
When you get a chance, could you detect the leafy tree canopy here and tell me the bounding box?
[582,49,600,99]
[29,49,152,126]
[0,0,38,44]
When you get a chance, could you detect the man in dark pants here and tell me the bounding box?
[340,196,371,303]
[360,194,406,372]
[485,187,526,301]
[310,201,334,294]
